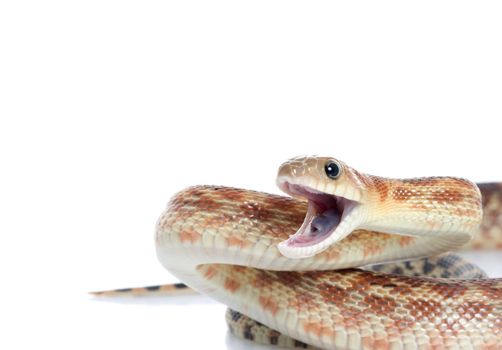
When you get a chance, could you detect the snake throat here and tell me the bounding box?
[277,182,362,258]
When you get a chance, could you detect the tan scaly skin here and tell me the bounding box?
[96,156,502,349]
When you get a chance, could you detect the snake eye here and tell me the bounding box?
[324,161,342,179]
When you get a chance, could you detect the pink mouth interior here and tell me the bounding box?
[284,184,348,247]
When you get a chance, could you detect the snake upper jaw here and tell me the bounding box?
[276,182,366,259]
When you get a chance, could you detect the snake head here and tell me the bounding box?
[276,155,370,259]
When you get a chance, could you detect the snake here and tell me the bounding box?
[104,156,502,349]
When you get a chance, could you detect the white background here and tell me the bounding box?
[1,1,501,349]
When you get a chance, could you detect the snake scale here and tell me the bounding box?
[104,156,502,349]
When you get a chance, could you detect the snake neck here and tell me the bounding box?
[361,176,483,240]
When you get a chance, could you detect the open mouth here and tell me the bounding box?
[277,182,362,258]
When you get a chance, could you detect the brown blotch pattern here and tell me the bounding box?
[398,236,416,247]
[370,175,391,201]
[224,277,241,293]
[392,177,478,205]
[225,236,249,248]
[258,295,279,316]
[179,229,200,244]
[467,182,502,250]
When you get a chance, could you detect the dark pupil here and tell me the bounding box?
[325,162,340,179]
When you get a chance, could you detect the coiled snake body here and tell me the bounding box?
[155,156,502,349]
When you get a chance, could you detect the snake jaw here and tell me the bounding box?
[277,182,364,259]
